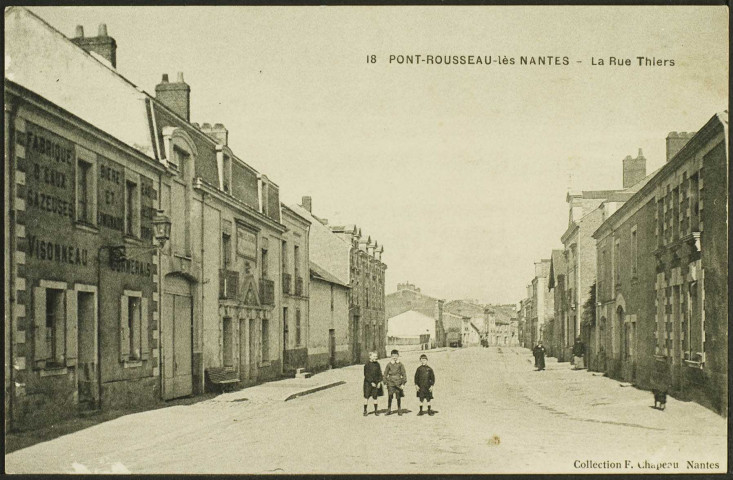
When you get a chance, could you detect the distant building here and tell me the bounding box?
[560,151,650,362]
[444,300,488,345]
[331,219,387,361]
[443,311,470,347]
[385,282,445,347]
[487,304,519,346]
[529,259,553,348]
[593,114,728,415]
[547,249,566,359]
[386,310,435,351]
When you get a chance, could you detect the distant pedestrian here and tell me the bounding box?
[414,354,436,416]
[572,337,585,370]
[383,349,407,416]
[533,341,546,371]
[363,351,383,416]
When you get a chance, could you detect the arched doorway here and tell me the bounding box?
[162,274,194,400]
[616,306,625,360]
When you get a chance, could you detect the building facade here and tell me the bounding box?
[280,205,311,373]
[5,8,291,431]
[547,249,566,360]
[331,223,387,362]
[308,261,350,370]
[385,282,445,347]
[529,259,553,348]
[594,114,728,415]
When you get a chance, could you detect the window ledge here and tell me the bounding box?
[40,366,69,377]
[75,221,99,234]
[258,361,271,368]
[684,360,704,369]
[124,235,143,245]
[123,360,143,368]
[654,354,668,362]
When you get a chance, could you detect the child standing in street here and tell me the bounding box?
[363,351,383,416]
[414,354,436,416]
[383,349,407,416]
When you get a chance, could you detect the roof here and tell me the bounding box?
[5,7,157,159]
[310,260,349,288]
[593,111,728,239]
[444,300,486,318]
[488,304,517,325]
[548,249,566,289]
[387,310,436,337]
[290,204,351,285]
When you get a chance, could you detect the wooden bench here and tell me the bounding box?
[205,367,240,393]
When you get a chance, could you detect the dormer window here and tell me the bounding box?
[223,155,231,193]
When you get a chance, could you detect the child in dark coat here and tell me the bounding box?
[363,351,383,416]
[414,354,436,416]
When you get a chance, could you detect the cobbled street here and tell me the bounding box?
[5,347,727,474]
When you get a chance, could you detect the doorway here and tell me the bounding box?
[249,318,258,381]
[162,275,193,400]
[352,314,360,364]
[329,329,336,368]
[76,290,96,408]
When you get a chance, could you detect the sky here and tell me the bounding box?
[27,6,728,304]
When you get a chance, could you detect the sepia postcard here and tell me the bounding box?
[3,4,729,475]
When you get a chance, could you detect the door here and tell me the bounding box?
[239,319,248,381]
[329,329,336,368]
[162,276,193,400]
[77,291,97,407]
[352,315,360,364]
[282,307,289,370]
[249,318,258,381]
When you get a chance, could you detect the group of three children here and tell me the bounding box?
[363,349,436,417]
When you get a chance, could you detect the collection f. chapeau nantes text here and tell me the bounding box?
[367,54,675,67]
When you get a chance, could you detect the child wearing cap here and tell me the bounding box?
[383,349,407,415]
[414,353,435,416]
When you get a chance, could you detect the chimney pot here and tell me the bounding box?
[638,148,644,157]
[98,23,108,37]
[161,73,169,83]
[202,122,212,129]
[75,25,84,38]
[177,72,185,83]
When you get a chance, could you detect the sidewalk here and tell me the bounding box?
[512,348,726,437]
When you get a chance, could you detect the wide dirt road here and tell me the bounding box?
[5,347,727,474]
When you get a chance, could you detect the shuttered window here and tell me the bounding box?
[120,292,148,362]
[33,283,78,369]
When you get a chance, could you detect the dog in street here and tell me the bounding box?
[652,389,668,410]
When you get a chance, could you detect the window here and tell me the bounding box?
[295,309,302,346]
[261,318,269,361]
[614,239,621,286]
[45,289,65,365]
[293,245,300,278]
[127,297,141,359]
[222,232,232,267]
[222,155,231,193]
[631,228,638,277]
[223,317,233,367]
[125,180,140,237]
[120,291,148,362]
[76,159,96,225]
[283,307,289,348]
[330,284,334,311]
[281,240,288,272]
[261,247,269,278]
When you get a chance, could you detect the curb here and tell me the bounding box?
[283,381,347,402]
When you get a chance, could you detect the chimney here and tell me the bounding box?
[622,148,647,188]
[200,122,228,145]
[666,131,696,163]
[71,23,117,68]
[302,196,312,213]
[155,72,191,121]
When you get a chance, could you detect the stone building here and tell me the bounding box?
[442,311,470,347]
[546,249,566,359]
[308,261,350,370]
[280,205,311,374]
[444,300,488,345]
[331,221,387,362]
[517,295,531,348]
[5,7,290,429]
[487,304,519,346]
[289,200,352,368]
[528,259,553,348]
[385,282,445,347]
[559,151,649,362]
[593,114,727,415]
[5,9,168,428]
